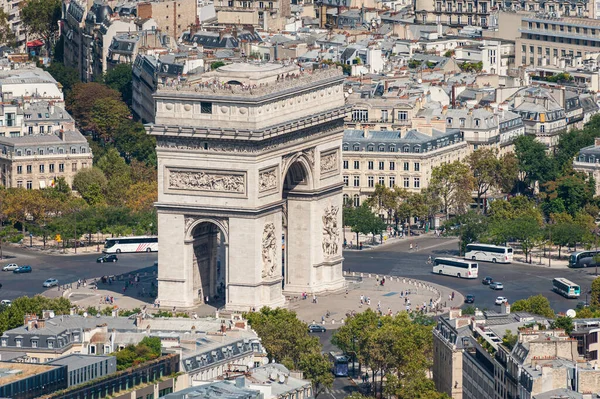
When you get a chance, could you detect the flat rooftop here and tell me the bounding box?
[0,362,57,385]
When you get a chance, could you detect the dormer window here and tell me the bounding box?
[474,119,480,127]
[447,117,453,125]
[1,338,6,347]
[367,145,374,152]
[15,339,21,347]
[353,145,360,151]
[459,118,465,127]
[31,340,38,348]
[343,144,349,151]
[378,145,385,152]
[47,340,54,349]
[403,146,410,153]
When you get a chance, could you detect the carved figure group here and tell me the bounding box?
[170,171,244,193]
[322,206,340,257]
[261,223,277,278]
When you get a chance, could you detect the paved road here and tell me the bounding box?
[0,246,157,301]
[343,236,596,314]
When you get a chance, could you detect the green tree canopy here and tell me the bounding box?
[20,0,62,54]
[429,161,473,219]
[103,63,133,105]
[45,63,79,94]
[511,294,555,318]
[66,83,122,133]
[72,167,108,206]
[514,135,557,187]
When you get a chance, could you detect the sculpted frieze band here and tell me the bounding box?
[320,149,339,174]
[259,168,278,192]
[168,169,245,193]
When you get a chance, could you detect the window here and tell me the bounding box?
[343,144,349,151]
[59,163,64,172]
[459,118,465,127]
[378,145,385,152]
[343,160,348,169]
[39,126,44,134]
[353,194,360,207]
[343,176,349,186]
[0,339,5,347]
[28,126,33,134]
[389,177,395,187]
[367,145,374,152]
[6,113,14,127]
[474,119,480,127]
[72,163,77,172]
[352,109,369,122]
[381,110,388,122]
[354,161,360,169]
[39,165,44,173]
[404,177,409,188]
[39,149,43,155]
[26,181,32,190]
[414,178,420,188]
[49,164,54,173]
[379,161,384,170]
[404,162,409,171]
[47,340,54,349]
[368,176,374,187]
[17,181,22,188]
[31,340,38,348]
[365,161,372,170]
[71,148,76,154]
[353,176,360,187]
[379,176,385,186]
[26,165,32,174]
[200,102,212,114]
[397,111,408,121]
[17,165,22,174]
[414,163,420,172]
[403,146,410,153]
[16,339,21,347]
[389,162,395,170]
[353,145,360,151]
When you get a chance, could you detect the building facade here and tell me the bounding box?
[414,0,496,27]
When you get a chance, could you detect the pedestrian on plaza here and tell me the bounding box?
[410,243,413,251]
[451,291,455,300]
[448,294,452,301]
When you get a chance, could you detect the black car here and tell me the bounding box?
[97,255,118,263]
[308,324,327,333]
[464,294,475,304]
[482,276,493,285]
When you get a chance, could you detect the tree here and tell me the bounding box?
[0,224,20,260]
[544,172,595,216]
[394,188,431,235]
[103,63,133,105]
[66,83,121,133]
[344,203,386,246]
[210,61,225,70]
[365,185,395,224]
[124,181,158,212]
[502,330,518,349]
[511,294,555,318]
[72,167,108,206]
[0,10,15,47]
[0,295,71,334]
[245,307,332,396]
[91,98,130,142]
[591,277,600,307]
[551,316,574,333]
[45,63,79,94]
[443,211,488,255]
[429,161,473,219]
[514,135,556,187]
[467,148,501,211]
[20,0,62,54]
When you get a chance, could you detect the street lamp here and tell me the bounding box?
[96,231,101,252]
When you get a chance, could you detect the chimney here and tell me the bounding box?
[36,319,46,329]
[595,137,600,147]
[501,302,511,315]
[363,126,370,138]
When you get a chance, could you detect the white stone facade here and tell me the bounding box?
[148,64,347,311]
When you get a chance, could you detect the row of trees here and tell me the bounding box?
[332,309,447,398]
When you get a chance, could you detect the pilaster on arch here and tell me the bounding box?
[184,216,229,243]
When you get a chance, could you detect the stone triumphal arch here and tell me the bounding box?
[147,63,348,310]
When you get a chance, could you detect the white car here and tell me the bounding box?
[495,296,508,305]
[1,300,11,306]
[43,278,59,288]
[2,263,18,271]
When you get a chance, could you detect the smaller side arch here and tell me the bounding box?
[185,217,229,243]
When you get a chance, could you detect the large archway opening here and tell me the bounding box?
[191,221,227,308]
[282,160,310,291]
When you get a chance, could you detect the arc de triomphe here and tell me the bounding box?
[147,63,348,310]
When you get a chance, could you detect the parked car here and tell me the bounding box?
[489,282,504,290]
[1,300,11,306]
[482,276,494,285]
[308,324,327,333]
[495,296,508,305]
[13,265,32,273]
[2,263,18,271]
[464,294,475,304]
[97,255,118,263]
[576,301,590,310]
[43,278,59,288]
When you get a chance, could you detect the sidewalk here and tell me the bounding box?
[291,272,464,327]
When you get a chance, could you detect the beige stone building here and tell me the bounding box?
[574,138,600,195]
[137,0,197,38]
[214,0,291,31]
[0,129,92,189]
[414,0,495,27]
[342,121,469,207]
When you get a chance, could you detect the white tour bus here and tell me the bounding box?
[465,243,513,264]
[552,277,581,299]
[433,257,479,279]
[103,236,158,254]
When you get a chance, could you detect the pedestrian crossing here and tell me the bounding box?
[325,387,358,398]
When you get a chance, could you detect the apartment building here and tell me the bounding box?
[0,67,64,104]
[0,0,26,50]
[414,0,496,27]
[137,0,197,38]
[341,123,469,206]
[574,137,600,195]
[345,89,423,131]
[516,14,600,68]
[213,0,291,31]
[501,0,596,18]
[454,40,515,76]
